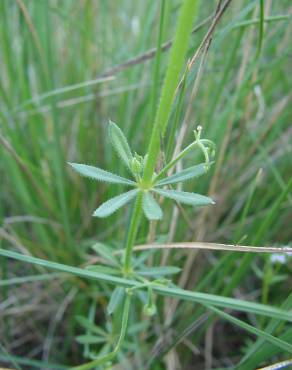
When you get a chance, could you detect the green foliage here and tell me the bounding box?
[155,162,210,186]
[0,0,291,369]
[107,287,125,315]
[70,121,214,220]
[153,188,214,206]
[142,191,163,220]
[136,266,181,276]
[91,243,120,266]
[68,162,136,186]
[93,189,138,218]
[108,120,133,170]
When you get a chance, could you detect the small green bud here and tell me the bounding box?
[131,157,142,174]
[131,152,144,175]
[194,125,203,140]
[143,303,157,317]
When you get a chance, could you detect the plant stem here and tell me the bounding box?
[154,138,214,182]
[123,191,143,274]
[123,0,199,273]
[154,141,197,182]
[72,293,132,370]
[143,0,199,185]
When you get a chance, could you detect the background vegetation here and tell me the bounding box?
[0,0,291,369]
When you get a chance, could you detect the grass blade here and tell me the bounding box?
[1,248,291,322]
[207,305,292,354]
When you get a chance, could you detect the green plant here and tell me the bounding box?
[69,122,214,262]
[1,0,292,369]
[68,122,214,368]
[67,0,216,367]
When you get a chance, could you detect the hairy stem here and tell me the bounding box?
[123,191,143,274]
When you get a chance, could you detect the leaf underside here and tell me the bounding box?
[156,162,213,186]
[153,188,214,206]
[68,162,135,186]
[142,191,163,220]
[107,287,125,315]
[108,120,133,169]
[93,189,138,217]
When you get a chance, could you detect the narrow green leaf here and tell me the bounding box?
[108,120,133,169]
[68,162,135,186]
[76,334,105,345]
[85,265,120,275]
[0,272,62,286]
[142,191,163,220]
[156,163,211,186]
[0,354,68,369]
[93,189,138,218]
[91,243,120,266]
[153,188,215,206]
[1,248,292,323]
[75,316,106,336]
[207,305,292,354]
[107,287,125,315]
[137,266,181,276]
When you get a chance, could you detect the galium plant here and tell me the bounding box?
[67,1,216,368]
[1,0,292,368]
[69,121,215,222]
[69,120,215,279]
[68,121,215,369]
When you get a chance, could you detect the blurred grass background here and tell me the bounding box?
[0,0,291,369]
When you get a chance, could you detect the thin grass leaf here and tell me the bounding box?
[0,354,68,370]
[1,248,292,322]
[257,0,264,57]
[93,189,138,218]
[238,293,292,368]
[107,287,125,315]
[0,272,63,286]
[207,305,292,354]
[85,265,121,275]
[137,266,181,276]
[91,243,120,266]
[68,162,135,185]
[142,191,163,220]
[153,188,214,206]
[108,120,133,169]
[156,163,212,186]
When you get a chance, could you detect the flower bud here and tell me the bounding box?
[143,303,157,317]
[131,157,142,175]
